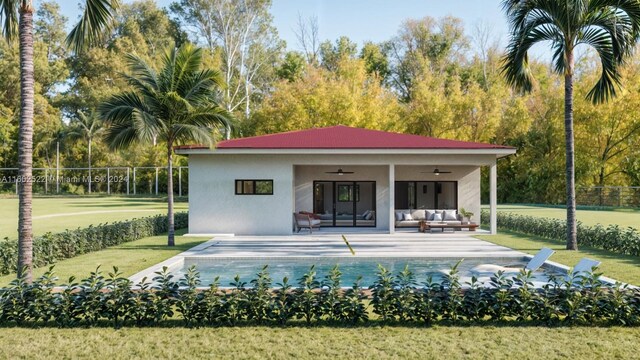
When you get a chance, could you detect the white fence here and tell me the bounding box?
[0,166,189,196]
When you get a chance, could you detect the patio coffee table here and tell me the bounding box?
[424,222,479,233]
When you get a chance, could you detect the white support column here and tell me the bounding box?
[490,160,497,235]
[389,164,395,234]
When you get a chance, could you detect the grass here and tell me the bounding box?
[1,326,639,359]
[0,229,204,286]
[0,196,188,239]
[492,204,640,229]
[477,230,640,285]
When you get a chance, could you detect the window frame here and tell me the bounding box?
[235,179,274,195]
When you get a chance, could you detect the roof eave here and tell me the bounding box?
[175,148,517,156]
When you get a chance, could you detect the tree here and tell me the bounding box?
[387,16,469,101]
[250,57,400,134]
[319,36,357,71]
[501,0,640,250]
[276,51,305,82]
[360,41,390,82]
[171,0,283,135]
[0,0,118,282]
[294,13,319,65]
[67,110,104,193]
[101,43,233,246]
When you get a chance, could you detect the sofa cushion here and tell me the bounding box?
[443,210,458,221]
[394,211,406,221]
[432,213,443,221]
[425,210,439,220]
[411,209,426,220]
[403,213,414,221]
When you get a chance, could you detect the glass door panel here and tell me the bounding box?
[355,181,376,226]
[416,182,436,209]
[314,182,334,227]
[335,181,355,226]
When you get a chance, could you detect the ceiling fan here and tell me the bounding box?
[421,168,452,176]
[325,168,354,176]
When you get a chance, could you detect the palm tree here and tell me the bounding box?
[501,0,640,250]
[101,43,233,247]
[0,0,119,281]
[67,110,104,194]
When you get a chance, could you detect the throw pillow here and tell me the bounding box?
[395,211,403,221]
[426,210,437,220]
[443,210,458,221]
[432,213,443,221]
[403,213,413,221]
[365,211,373,220]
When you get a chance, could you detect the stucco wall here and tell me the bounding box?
[188,154,294,235]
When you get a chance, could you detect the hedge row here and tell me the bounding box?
[1,264,639,327]
[0,212,188,275]
[481,210,640,256]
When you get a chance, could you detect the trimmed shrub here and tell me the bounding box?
[481,210,640,256]
[0,264,638,327]
[0,212,188,275]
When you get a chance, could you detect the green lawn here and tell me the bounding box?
[492,204,640,228]
[0,229,204,286]
[0,196,188,240]
[1,326,639,359]
[477,230,640,285]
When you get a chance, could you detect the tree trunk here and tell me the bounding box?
[17,2,35,282]
[564,52,578,251]
[167,144,175,247]
[88,138,92,194]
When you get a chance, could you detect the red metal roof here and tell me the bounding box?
[215,126,512,149]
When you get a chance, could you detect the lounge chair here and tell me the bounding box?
[570,258,601,276]
[293,212,321,233]
[470,247,555,275]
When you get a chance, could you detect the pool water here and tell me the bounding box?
[169,257,564,288]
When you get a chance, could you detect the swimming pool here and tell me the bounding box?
[166,256,565,288]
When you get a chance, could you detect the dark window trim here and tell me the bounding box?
[235,179,274,195]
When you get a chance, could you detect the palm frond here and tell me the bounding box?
[66,0,120,52]
[171,123,215,146]
[123,53,159,90]
[0,0,17,42]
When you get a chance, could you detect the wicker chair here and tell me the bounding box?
[293,212,321,233]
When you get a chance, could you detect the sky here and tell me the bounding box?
[54,0,514,52]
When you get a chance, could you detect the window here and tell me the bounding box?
[235,180,273,195]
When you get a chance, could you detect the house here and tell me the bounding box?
[175,126,516,235]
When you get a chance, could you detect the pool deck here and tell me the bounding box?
[129,232,526,284]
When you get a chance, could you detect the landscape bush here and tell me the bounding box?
[481,210,640,256]
[0,213,188,275]
[0,264,638,327]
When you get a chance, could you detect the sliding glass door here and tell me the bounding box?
[313,181,376,227]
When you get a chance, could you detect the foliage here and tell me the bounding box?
[0,264,638,327]
[481,210,640,256]
[0,212,189,276]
